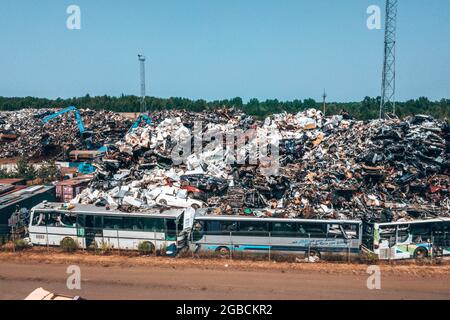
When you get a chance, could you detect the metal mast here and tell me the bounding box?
[138,54,147,114]
[379,0,398,119]
[322,90,327,116]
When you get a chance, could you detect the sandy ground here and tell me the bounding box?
[0,250,450,300]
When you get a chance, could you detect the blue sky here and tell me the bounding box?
[0,0,448,102]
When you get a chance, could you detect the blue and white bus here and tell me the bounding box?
[190,212,362,259]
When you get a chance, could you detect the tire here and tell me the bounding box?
[187,192,194,198]
[216,246,230,257]
[191,204,200,210]
[60,237,78,252]
[413,247,428,259]
[147,242,155,254]
[158,199,167,206]
[138,241,155,255]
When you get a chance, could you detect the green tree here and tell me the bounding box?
[0,168,11,179]
[303,98,317,110]
[15,158,36,180]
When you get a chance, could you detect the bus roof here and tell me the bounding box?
[194,213,361,224]
[31,202,186,219]
[373,217,450,227]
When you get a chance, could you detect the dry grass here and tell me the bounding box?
[1,247,449,277]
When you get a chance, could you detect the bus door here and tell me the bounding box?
[192,220,205,242]
[77,215,103,249]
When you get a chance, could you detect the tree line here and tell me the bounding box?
[0,159,59,182]
[0,95,448,121]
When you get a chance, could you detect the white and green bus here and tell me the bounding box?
[363,218,450,260]
[28,202,194,255]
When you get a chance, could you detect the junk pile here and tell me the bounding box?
[274,113,450,221]
[0,109,131,159]
[59,108,450,222]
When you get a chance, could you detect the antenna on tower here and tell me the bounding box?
[138,54,147,114]
[379,0,398,119]
[322,89,327,116]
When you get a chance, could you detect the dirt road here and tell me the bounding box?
[1,256,449,300]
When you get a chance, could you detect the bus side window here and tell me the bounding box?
[77,215,85,228]
[342,224,359,239]
[327,224,345,239]
[144,218,164,232]
[123,217,140,231]
[33,212,47,226]
[85,215,94,228]
[397,226,410,243]
[220,221,237,233]
[192,221,205,241]
[61,214,76,227]
[302,223,327,238]
[48,213,60,227]
[238,221,269,236]
[296,224,307,237]
[411,223,430,243]
[379,227,396,247]
[193,221,204,233]
[82,215,102,229]
[444,223,450,238]
[166,219,176,232]
[104,216,123,230]
[166,219,177,241]
[271,222,297,237]
[205,220,221,235]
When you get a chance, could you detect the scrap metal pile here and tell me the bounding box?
[71,108,449,223]
[0,109,131,159]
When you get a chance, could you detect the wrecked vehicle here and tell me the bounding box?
[28,201,193,255]
[213,187,269,210]
[180,185,207,201]
[180,174,228,194]
[190,209,363,260]
[155,187,206,209]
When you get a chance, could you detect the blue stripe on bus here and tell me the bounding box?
[203,244,359,254]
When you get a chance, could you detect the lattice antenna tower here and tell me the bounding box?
[379,0,398,119]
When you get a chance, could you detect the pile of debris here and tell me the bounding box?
[0,109,131,159]
[276,114,450,221]
[69,108,449,223]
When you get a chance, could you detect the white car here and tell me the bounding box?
[155,188,205,209]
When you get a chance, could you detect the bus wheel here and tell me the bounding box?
[139,241,155,255]
[414,247,428,259]
[60,237,78,252]
[216,246,230,258]
[191,204,200,210]
[158,199,167,206]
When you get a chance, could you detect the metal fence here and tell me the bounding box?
[1,225,449,263]
[6,225,176,256]
[188,230,360,263]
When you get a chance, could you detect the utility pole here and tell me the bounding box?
[379,0,398,119]
[138,54,147,114]
[322,90,327,116]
